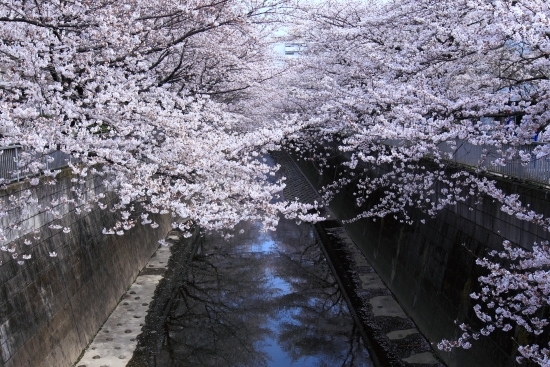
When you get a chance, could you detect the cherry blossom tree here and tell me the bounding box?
[279,0,550,365]
[2,0,550,363]
[0,0,321,263]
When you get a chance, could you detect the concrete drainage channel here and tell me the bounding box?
[73,150,445,367]
[74,224,200,367]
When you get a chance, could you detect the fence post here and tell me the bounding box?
[14,146,19,182]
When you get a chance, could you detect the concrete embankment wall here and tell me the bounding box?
[294,154,549,367]
[0,170,172,367]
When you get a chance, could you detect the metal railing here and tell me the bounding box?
[439,140,550,184]
[3,138,549,187]
[384,138,550,186]
[0,145,21,182]
[0,145,72,183]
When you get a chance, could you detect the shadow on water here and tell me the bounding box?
[130,218,373,367]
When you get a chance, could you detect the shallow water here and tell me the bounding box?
[142,218,373,367]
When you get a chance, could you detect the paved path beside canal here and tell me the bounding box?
[74,229,196,367]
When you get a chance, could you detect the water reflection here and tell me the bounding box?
[148,219,372,367]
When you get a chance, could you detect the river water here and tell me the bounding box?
[135,218,373,367]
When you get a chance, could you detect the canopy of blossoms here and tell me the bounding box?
[2,0,550,364]
[0,0,321,257]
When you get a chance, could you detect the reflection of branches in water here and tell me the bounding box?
[139,218,371,367]
[156,246,276,367]
[272,222,370,366]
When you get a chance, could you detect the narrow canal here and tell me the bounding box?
[130,218,373,367]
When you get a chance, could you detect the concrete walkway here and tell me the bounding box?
[74,231,183,367]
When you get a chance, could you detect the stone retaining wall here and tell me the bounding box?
[0,171,172,367]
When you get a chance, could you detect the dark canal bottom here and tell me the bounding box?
[131,218,373,367]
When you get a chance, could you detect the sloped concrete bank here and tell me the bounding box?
[75,224,200,367]
[0,171,172,367]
